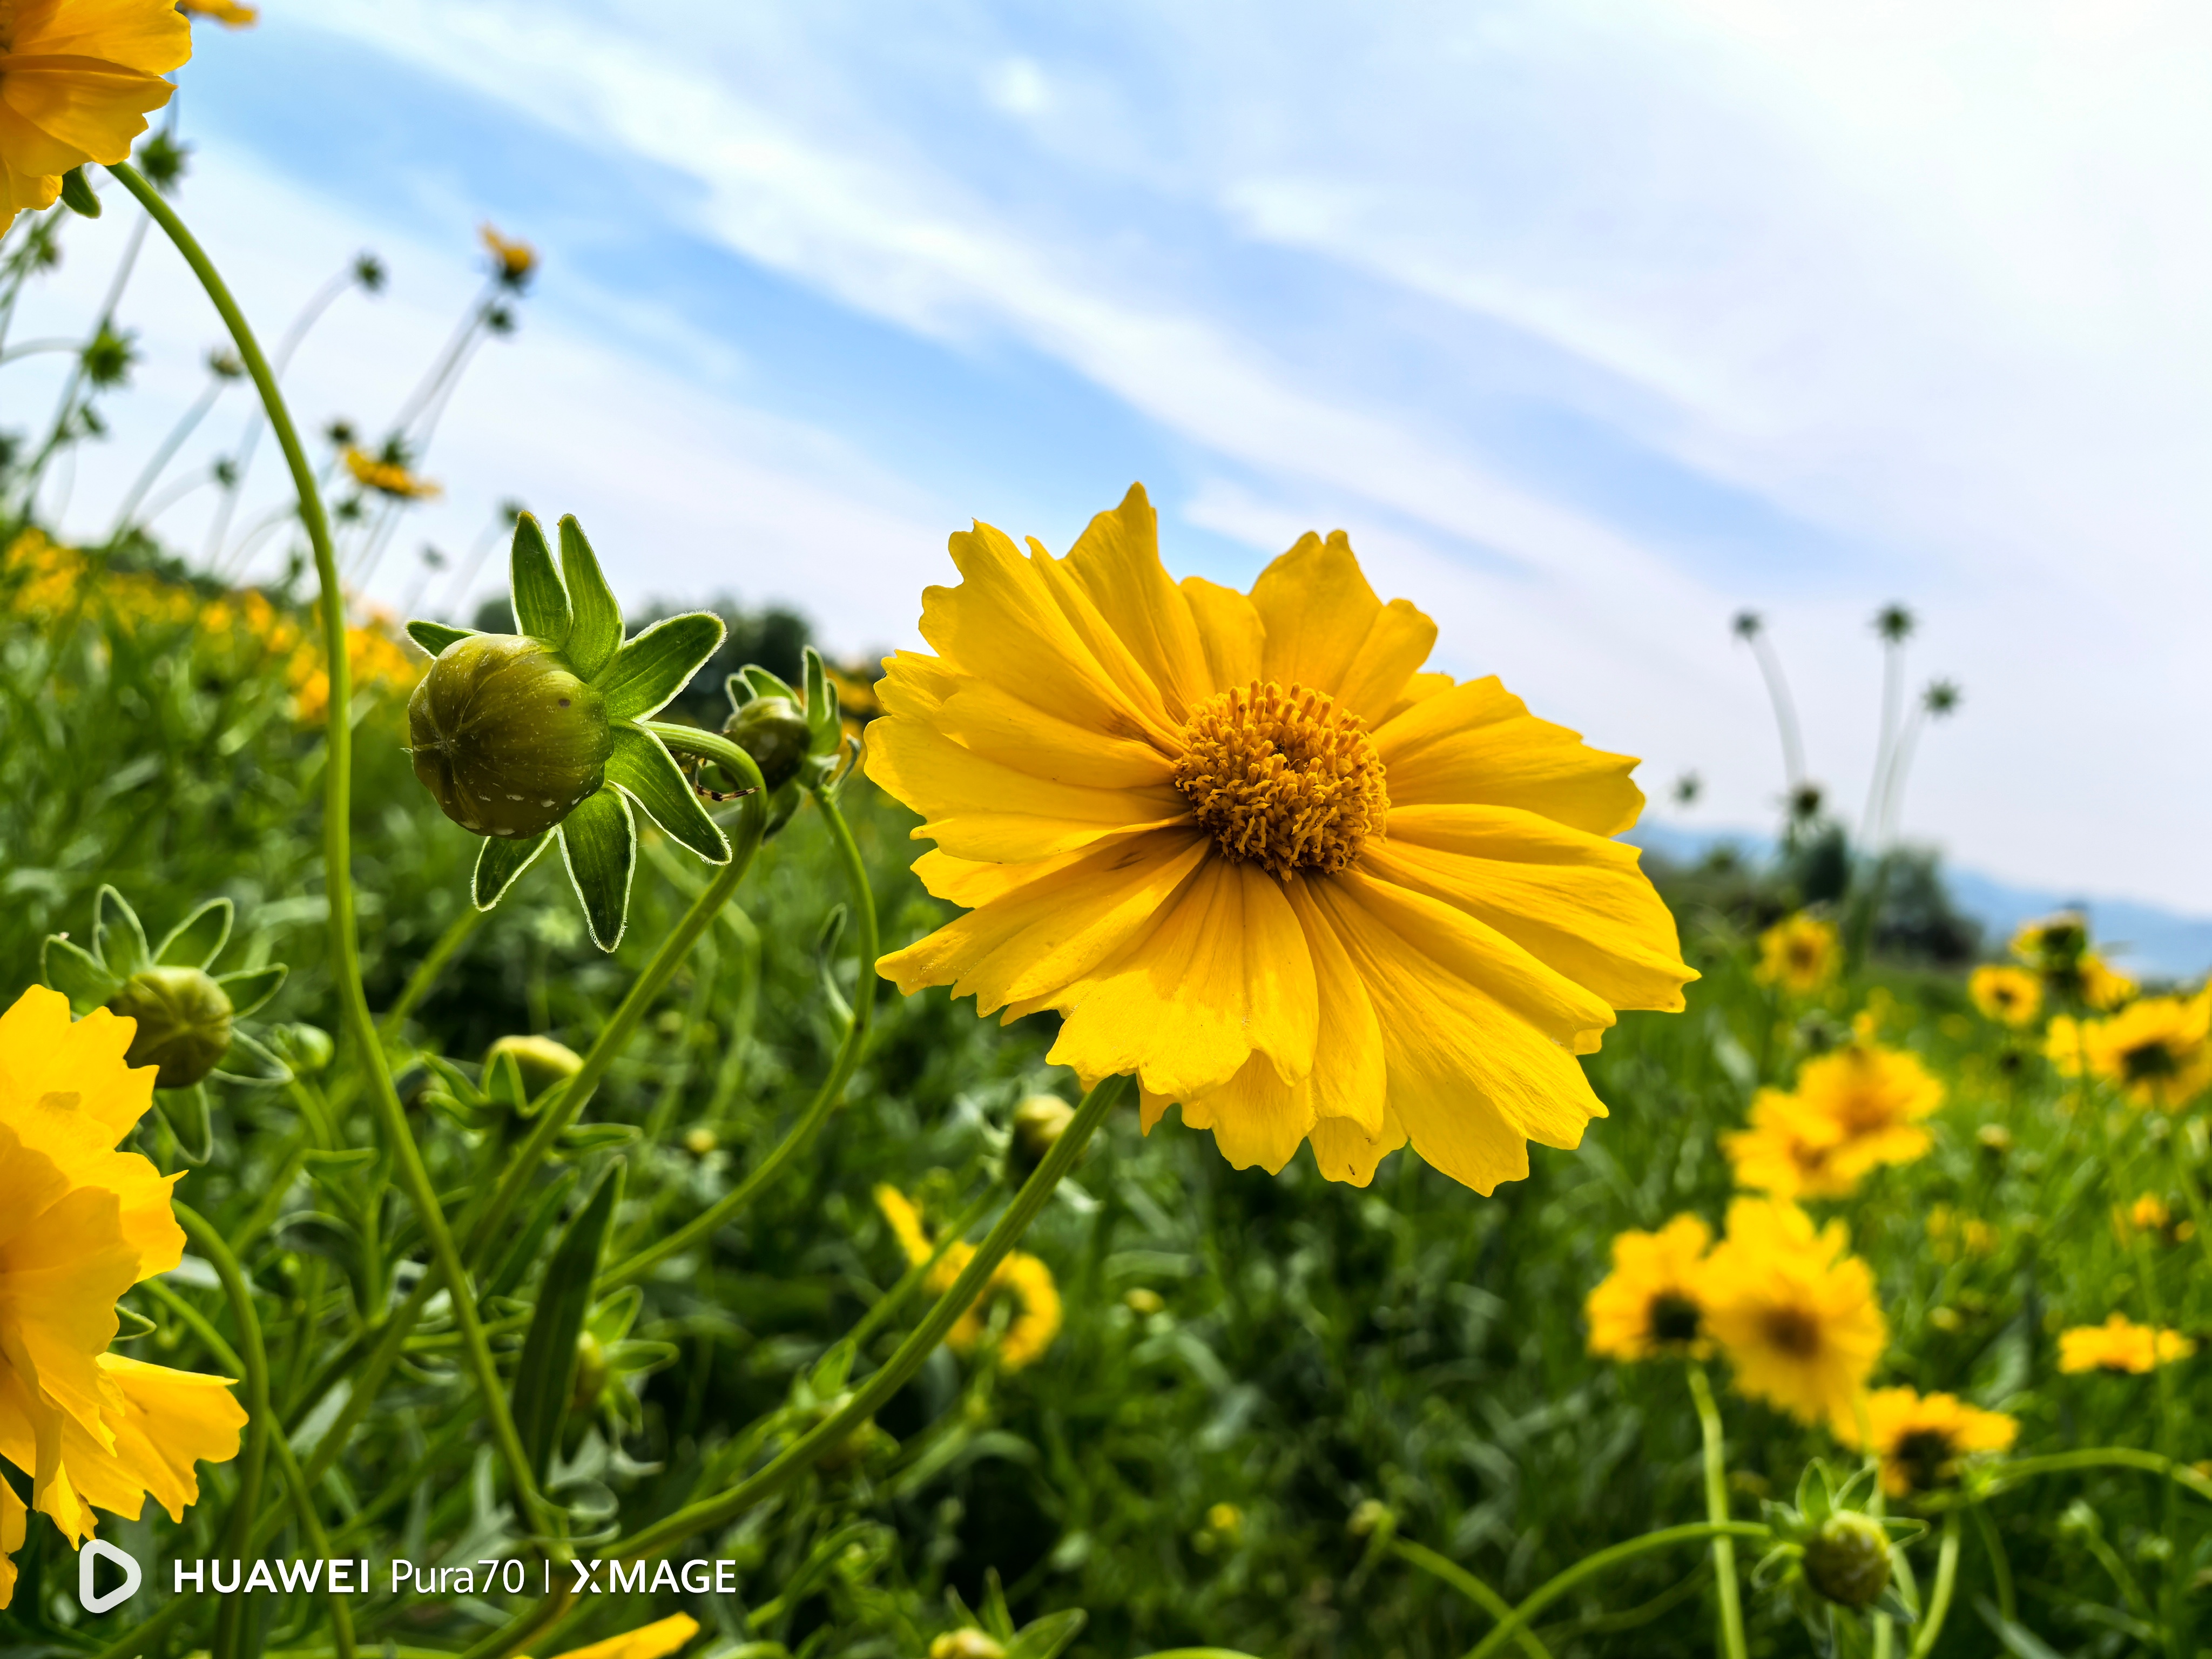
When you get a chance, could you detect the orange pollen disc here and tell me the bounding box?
[1171,679,1388,879]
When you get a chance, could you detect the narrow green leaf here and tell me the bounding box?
[604,726,727,864]
[94,886,150,979]
[60,167,101,218]
[156,1083,214,1163]
[407,619,476,656]
[214,962,286,1018]
[557,786,636,952]
[596,612,724,720]
[557,1123,642,1154]
[740,663,797,704]
[41,936,119,1012]
[803,645,840,755]
[511,1162,625,1483]
[484,1167,581,1303]
[155,898,233,969]
[485,1048,528,1110]
[508,512,571,645]
[474,829,552,910]
[557,516,623,679]
[1005,1612,1087,1659]
[211,1030,291,1086]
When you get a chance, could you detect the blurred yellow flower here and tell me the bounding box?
[872,485,1695,1194]
[1701,1197,1886,1431]
[0,0,190,234]
[1968,965,2041,1027]
[2114,1192,2194,1248]
[343,447,442,501]
[1926,1205,1997,1261]
[1842,1387,2016,1498]
[2058,1312,2194,1374]
[176,0,258,25]
[0,988,248,1606]
[874,1185,1062,1371]
[1724,1089,1854,1200]
[481,222,537,281]
[1795,1042,1942,1171]
[2081,955,2137,1011]
[1585,1213,1714,1360]
[535,1614,699,1659]
[2047,992,2212,1111]
[1755,913,1838,995]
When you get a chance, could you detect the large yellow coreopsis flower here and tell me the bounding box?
[1584,1213,1714,1360]
[1843,1387,2016,1498]
[2047,991,2212,1111]
[0,987,246,1606]
[0,0,192,234]
[871,487,1695,1192]
[1701,1197,1886,1431]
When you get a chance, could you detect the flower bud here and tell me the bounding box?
[722,694,813,792]
[109,967,234,1089]
[929,1633,1004,1659]
[1010,1094,1076,1172]
[571,1330,608,1416]
[408,635,610,839]
[1802,1512,1891,1609]
[484,1033,584,1098]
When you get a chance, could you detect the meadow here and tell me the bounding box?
[6,12,2212,1659]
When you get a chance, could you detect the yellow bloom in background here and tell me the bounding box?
[1701,1197,1886,1431]
[481,222,538,282]
[2081,955,2138,1012]
[2114,1192,2194,1247]
[532,1614,699,1659]
[1791,1042,1943,1177]
[1968,965,2041,1028]
[872,485,1695,1194]
[343,447,442,501]
[874,1186,1062,1372]
[176,0,258,25]
[0,0,191,233]
[0,987,247,1604]
[1843,1388,2017,1498]
[1585,1213,1714,1360]
[1755,912,1838,995]
[2058,1312,2195,1375]
[1724,1090,1854,1200]
[2048,992,2212,1111]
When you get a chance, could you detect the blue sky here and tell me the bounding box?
[22,1,2212,915]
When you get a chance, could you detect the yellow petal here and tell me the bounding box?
[0,1465,23,1609]
[1180,576,1263,691]
[0,1181,138,1448]
[1249,531,1436,721]
[14,0,195,72]
[1283,876,1387,1134]
[933,676,1177,791]
[0,989,158,1144]
[0,60,176,170]
[1375,683,1644,835]
[1178,1058,1316,1175]
[55,1354,245,1525]
[1306,1109,1406,1187]
[548,1614,701,1659]
[1053,483,1216,720]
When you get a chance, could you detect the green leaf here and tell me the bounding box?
[156,1083,214,1163]
[604,726,727,864]
[485,1047,528,1111]
[556,1124,640,1155]
[211,1030,291,1086]
[474,830,552,910]
[41,936,118,1012]
[803,645,840,756]
[60,167,100,218]
[301,1148,376,1175]
[483,1167,581,1303]
[511,1162,624,1483]
[1975,1600,2066,1659]
[596,612,724,720]
[557,516,623,679]
[739,663,798,704]
[407,619,476,656]
[508,512,571,646]
[1006,1611,1087,1659]
[557,786,637,952]
[155,898,233,969]
[214,962,286,1018]
[94,886,150,979]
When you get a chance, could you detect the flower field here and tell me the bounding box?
[5,7,2212,1659]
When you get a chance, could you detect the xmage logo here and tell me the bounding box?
[79,1540,142,1613]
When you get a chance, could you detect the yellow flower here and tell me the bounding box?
[1755,913,1838,995]
[870,485,1695,1193]
[2058,1312,2194,1375]
[176,0,258,25]
[2114,1192,2194,1247]
[0,0,191,234]
[1968,965,2041,1027]
[2081,954,2137,1011]
[1206,1501,1244,1539]
[1792,1042,1943,1176]
[2011,912,2088,974]
[2047,992,2212,1111]
[288,616,423,723]
[1701,1197,1886,1431]
[533,1614,699,1659]
[481,222,537,281]
[874,1186,1061,1371]
[343,447,442,501]
[1724,1090,1856,1200]
[0,987,247,1606]
[1585,1213,1715,1360]
[1842,1387,2017,1498]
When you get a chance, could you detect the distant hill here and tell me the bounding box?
[1628,820,2212,982]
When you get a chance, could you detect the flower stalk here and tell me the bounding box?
[1687,1364,1749,1659]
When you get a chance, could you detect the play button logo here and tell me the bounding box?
[79,1540,141,1613]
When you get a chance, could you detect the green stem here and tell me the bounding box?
[1687,1364,1748,1659]
[378,901,489,1040]
[110,159,555,1550]
[1905,1511,1959,1659]
[1461,1523,1770,1659]
[599,781,876,1291]
[174,1203,271,1659]
[1393,1540,1552,1658]
[1990,1447,2212,1503]
[457,1074,1128,1659]
[846,1182,1001,1352]
[1970,1502,2015,1624]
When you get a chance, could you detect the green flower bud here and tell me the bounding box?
[484,1034,584,1098]
[571,1330,608,1416]
[273,1023,335,1074]
[1010,1094,1076,1173]
[1802,1512,1892,1610]
[722,694,813,793]
[408,635,610,839]
[109,967,234,1089]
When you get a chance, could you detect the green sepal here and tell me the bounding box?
[485,1047,528,1111]
[558,786,637,952]
[596,612,724,720]
[156,1083,214,1163]
[60,167,100,218]
[511,1162,624,1483]
[509,512,572,646]
[111,1306,157,1344]
[483,1166,581,1303]
[557,516,623,679]
[41,936,119,1013]
[301,1148,376,1176]
[738,663,798,705]
[604,726,727,864]
[802,646,840,756]
[215,962,286,1018]
[95,886,151,979]
[407,619,477,656]
[1004,1611,1087,1659]
[211,1029,291,1086]
[155,898,232,969]
[557,1124,640,1155]
[418,1053,486,1110]
[474,830,552,910]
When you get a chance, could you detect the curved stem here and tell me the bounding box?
[1991,1446,2212,1502]
[108,373,225,538]
[1687,1364,1748,1659]
[0,336,82,362]
[1746,631,1805,790]
[1393,1539,1552,1658]
[599,778,875,1291]
[175,1202,271,1659]
[1906,1510,1959,1659]
[1461,1523,1770,1659]
[108,160,558,1552]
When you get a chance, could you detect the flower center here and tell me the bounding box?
[2122,1039,2180,1081]
[1647,1291,1703,1347]
[1891,1428,1958,1494]
[1762,1305,1822,1358]
[1172,680,1388,879]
